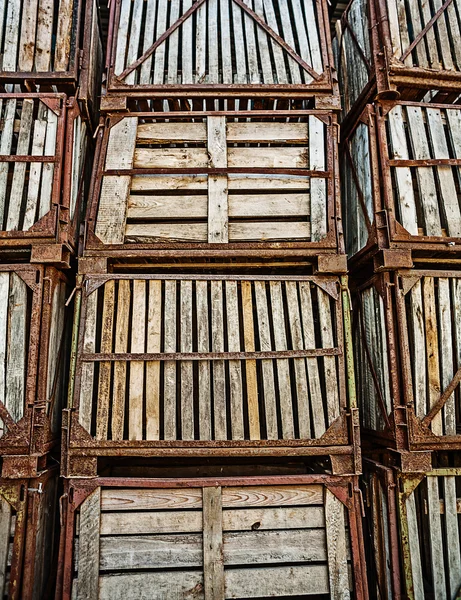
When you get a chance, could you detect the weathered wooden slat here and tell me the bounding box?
[226,281,244,439]
[208,116,228,243]
[309,115,326,241]
[228,194,309,217]
[0,274,8,431]
[262,0,287,83]
[3,0,20,71]
[131,174,207,191]
[242,0,260,83]
[228,221,310,240]
[227,147,308,168]
[146,280,162,440]
[112,280,130,440]
[0,498,11,597]
[318,287,339,426]
[303,0,323,72]
[55,0,74,71]
[270,282,294,439]
[153,0,168,84]
[405,493,424,597]
[208,0,219,83]
[163,280,177,440]
[114,0,131,76]
[241,281,260,440]
[232,0,248,83]
[96,281,115,440]
[136,123,207,143]
[423,277,442,434]
[180,280,194,439]
[97,571,204,600]
[125,222,208,242]
[35,0,53,72]
[211,281,227,440]
[139,0,156,84]
[79,290,98,432]
[167,0,180,84]
[220,0,233,84]
[427,477,446,596]
[181,0,193,83]
[38,106,58,219]
[203,486,224,599]
[437,278,455,435]
[253,0,274,83]
[18,0,38,71]
[129,280,145,441]
[196,280,212,441]
[105,118,138,171]
[409,280,426,420]
[254,281,278,439]
[23,118,46,230]
[77,488,101,600]
[6,274,27,423]
[325,490,350,599]
[133,147,209,169]
[101,488,203,511]
[443,476,461,597]
[195,0,207,83]
[0,99,16,227]
[222,485,324,507]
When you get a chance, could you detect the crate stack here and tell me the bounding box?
[57,1,369,598]
[0,2,102,598]
[338,0,461,596]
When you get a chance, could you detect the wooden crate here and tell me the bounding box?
[342,101,461,261]
[105,0,338,106]
[0,94,90,266]
[353,267,461,452]
[0,264,70,478]
[0,468,59,600]
[84,111,341,259]
[58,474,368,599]
[0,0,103,125]
[63,272,359,476]
[336,0,461,121]
[363,460,461,600]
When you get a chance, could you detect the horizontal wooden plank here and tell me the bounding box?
[127,196,208,219]
[125,223,208,242]
[228,194,309,217]
[229,221,310,240]
[136,122,207,143]
[101,488,203,511]
[222,506,325,531]
[133,148,209,169]
[225,565,330,597]
[228,174,310,189]
[100,511,203,535]
[227,122,308,142]
[97,571,204,600]
[131,175,207,191]
[222,485,324,507]
[228,147,308,168]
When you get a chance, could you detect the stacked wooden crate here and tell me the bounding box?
[0,2,103,597]
[338,0,461,596]
[57,1,369,598]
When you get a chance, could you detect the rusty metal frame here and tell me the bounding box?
[0,467,58,600]
[0,265,71,478]
[62,272,359,477]
[105,0,338,101]
[84,109,344,259]
[362,459,402,600]
[57,473,369,600]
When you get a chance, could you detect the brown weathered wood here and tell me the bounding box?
[96,281,115,440]
[203,486,224,600]
[112,280,130,440]
[146,280,162,440]
[129,280,145,441]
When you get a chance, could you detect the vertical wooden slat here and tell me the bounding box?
[6,274,27,423]
[253,0,273,83]
[203,486,224,600]
[181,280,194,439]
[242,0,260,83]
[325,490,350,600]
[406,493,424,598]
[286,281,310,438]
[139,0,156,84]
[220,0,232,83]
[291,0,313,70]
[0,498,11,597]
[208,0,219,82]
[254,281,278,439]
[96,281,115,440]
[317,287,339,426]
[77,488,101,600]
[423,277,442,434]
[23,118,46,230]
[164,280,177,440]
[3,0,20,71]
[226,281,244,439]
[167,0,180,84]
[195,0,207,83]
[270,282,294,439]
[241,281,260,439]
[129,280,145,441]
[146,280,162,440]
[0,274,8,427]
[0,99,16,227]
[207,117,228,243]
[426,477,446,597]
[309,116,326,241]
[182,0,193,84]
[6,99,33,230]
[278,4,301,83]
[112,280,130,440]
[299,282,326,437]
[79,290,98,433]
[55,0,74,71]
[125,0,143,84]
[114,0,131,76]
[262,0,287,83]
[196,281,212,440]
[211,281,227,440]
[231,0,247,83]
[39,106,58,219]
[18,0,38,71]
[437,278,455,435]
[443,476,461,598]
[303,0,323,72]
[409,280,426,420]
[35,0,53,72]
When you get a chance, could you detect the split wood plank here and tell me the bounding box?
[196,280,212,440]
[211,281,227,439]
[76,488,101,600]
[203,486,224,600]
[241,281,260,439]
[129,280,145,441]
[6,274,27,423]
[285,281,311,438]
[254,281,278,439]
[325,490,350,600]
[146,280,162,440]
[163,280,177,440]
[226,281,244,439]
[96,281,115,440]
[79,290,98,432]
[180,280,194,439]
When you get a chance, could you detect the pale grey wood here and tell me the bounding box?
[139,0,156,84]
[229,221,310,241]
[228,194,309,217]
[153,0,168,84]
[101,488,203,511]
[222,505,325,531]
[180,280,194,439]
[203,486,224,599]
[406,493,424,599]
[6,273,27,423]
[23,118,46,230]
[208,0,219,82]
[3,0,20,71]
[0,274,9,434]
[211,281,227,439]
[181,0,193,83]
[98,571,204,600]
[0,498,11,597]
[231,0,247,83]
[134,148,209,169]
[129,280,145,441]
[220,0,232,83]
[125,0,143,84]
[114,0,131,76]
[262,0,287,83]
[318,287,339,425]
[228,147,308,168]
[325,490,350,599]
[226,281,244,439]
[38,106,58,219]
[131,174,207,191]
[227,122,308,142]
[303,0,323,72]
[125,222,208,242]
[0,99,16,227]
[77,488,101,600]
[196,280,212,440]
[242,0,260,82]
[164,280,177,440]
[207,116,228,243]
[136,122,207,142]
[105,118,138,170]
[409,281,426,420]
[443,476,461,598]
[112,280,130,441]
[79,290,98,432]
[100,510,203,535]
[253,0,274,83]
[437,278,455,434]
[427,476,446,597]
[195,0,207,83]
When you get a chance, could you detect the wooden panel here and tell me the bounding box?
[203,487,224,599]
[76,488,101,600]
[101,488,203,511]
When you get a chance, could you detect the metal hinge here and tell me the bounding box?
[28,483,43,494]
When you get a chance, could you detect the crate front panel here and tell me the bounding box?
[401,272,461,438]
[0,0,79,76]
[384,104,461,241]
[354,283,392,432]
[92,115,332,248]
[110,0,325,90]
[71,483,354,599]
[400,471,461,599]
[76,275,345,443]
[0,96,65,238]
